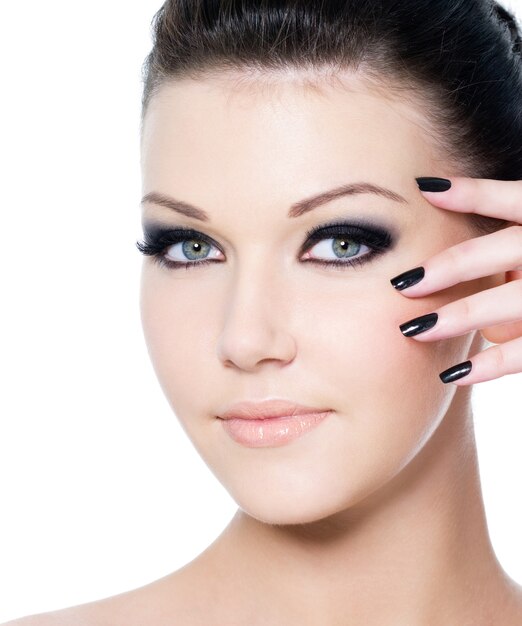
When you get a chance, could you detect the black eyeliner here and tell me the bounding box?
[136,218,397,269]
[136,222,219,256]
[302,218,394,252]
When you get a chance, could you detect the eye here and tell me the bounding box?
[300,221,393,270]
[163,238,222,266]
[302,235,372,269]
[136,220,394,271]
[135,226,223,270]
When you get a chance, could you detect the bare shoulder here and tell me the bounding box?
[0,564,212,626]
[508,582,522,624]
[0,600,115,626]
[0,606,93,626]
[1,617,55,626]
[494,577,522,626]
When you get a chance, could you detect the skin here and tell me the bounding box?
[5,70,522,625]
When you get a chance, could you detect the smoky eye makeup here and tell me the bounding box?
[136,217,398,272]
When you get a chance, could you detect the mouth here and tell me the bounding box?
[217,398,332,421]
[217,399,333,447]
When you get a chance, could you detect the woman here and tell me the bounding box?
[5,0,522,624]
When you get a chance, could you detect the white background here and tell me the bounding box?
[1,1,521,621]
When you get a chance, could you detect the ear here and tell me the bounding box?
[479,269,522,344]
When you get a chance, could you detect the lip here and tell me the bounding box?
[217,398,332,421]
[217,399,333,448]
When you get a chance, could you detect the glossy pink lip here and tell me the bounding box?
[217,398,332,421]
[217,399,333,448]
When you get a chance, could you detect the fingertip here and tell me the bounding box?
[415,177,452,193]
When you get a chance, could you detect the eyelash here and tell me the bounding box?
[135,221,393,272]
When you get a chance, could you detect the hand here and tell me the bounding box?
[389,176,522,385]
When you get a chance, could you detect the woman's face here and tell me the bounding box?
[139,72,490,525]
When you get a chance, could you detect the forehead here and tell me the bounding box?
[142,67,433,136]
[140,70,441,206]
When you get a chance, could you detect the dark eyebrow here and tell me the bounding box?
[140,182,407,222]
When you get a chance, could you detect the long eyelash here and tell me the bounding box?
[135,220,393,271]
[135,227,217,271]
[300,220,393,271]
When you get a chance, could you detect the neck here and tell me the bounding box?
[204,386,517,624]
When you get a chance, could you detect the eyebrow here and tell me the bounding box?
[140,182,408,222]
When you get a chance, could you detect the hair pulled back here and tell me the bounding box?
[140,0,522,234]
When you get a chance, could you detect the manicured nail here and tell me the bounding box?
[439,360,472,384]
[390,266,425,291]
[416,177,452,192]
[399,312,438,337]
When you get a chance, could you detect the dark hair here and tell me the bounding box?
[140,0,522,235]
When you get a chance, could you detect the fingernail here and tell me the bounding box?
[399,312,438,337]
[439,360,472,384]
[416,177,452,192]
[390,266,425,291]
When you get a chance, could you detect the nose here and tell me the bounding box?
[216,264,297,372]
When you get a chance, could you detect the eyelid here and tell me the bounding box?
[301,219,394,253]
[141,220,233,250]
[138,217,396,268]
[141,223,224,252]
[142,217,394,248]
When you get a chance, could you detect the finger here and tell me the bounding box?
[390,225,522,297]
[439,335,522,385]
[481,318,522,344]
[399,279,522,342]
[416,176,522,223]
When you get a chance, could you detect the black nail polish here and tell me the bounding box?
[416,177,452,192]
[390,266,425,291]
[439,360,472,384]
[399,312,438,337]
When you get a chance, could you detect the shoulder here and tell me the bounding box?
[506,582,522,625]
[0,603,108,626]
[0,586,156,626]
[0,543,229,626]
[0,609,90,626]
[0,567,204,626]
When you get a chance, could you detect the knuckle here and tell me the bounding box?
[451,293,473,320]
[459,296,473,320]
[514,278,522,300]
[511,226,522,265]
[446,239,476,277]
[491,345,506,372]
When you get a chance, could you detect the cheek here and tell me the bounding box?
[139,266,218,418]
[293,270,468,394]
[292,276,471,462]
[296,274,476,510]
[138,264,477,525]
[140,263,473,448]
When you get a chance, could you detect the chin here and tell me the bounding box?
[230,482,370,527]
